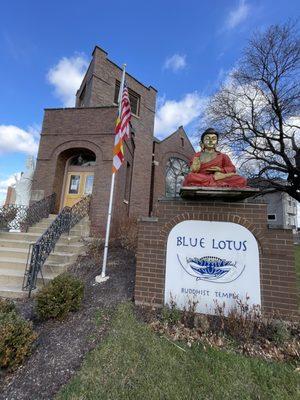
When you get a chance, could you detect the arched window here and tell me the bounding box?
[165,157,189,197]
[70,153,96,166]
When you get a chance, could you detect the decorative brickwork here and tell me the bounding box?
[135,198,299,319]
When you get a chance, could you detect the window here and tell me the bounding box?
[69,175,80,194]
[84,175,94,195]
[267,214,276,221]
[114,80,140,116]
[165,158,189,197]
[70,154,96,166]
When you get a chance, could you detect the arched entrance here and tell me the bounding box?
[53,148,96,211]
[62,151,96,207]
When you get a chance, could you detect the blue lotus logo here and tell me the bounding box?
[187,256,234,279]
[177,254,245,283]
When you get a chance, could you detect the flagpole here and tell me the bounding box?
[95,64,127,283]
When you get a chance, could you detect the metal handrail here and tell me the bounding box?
[0,193,56,232]
[22,195,91,296]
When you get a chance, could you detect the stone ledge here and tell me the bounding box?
[179,186,260,202]
[138,217,158,223]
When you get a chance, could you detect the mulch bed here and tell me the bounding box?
[0,245,135,400]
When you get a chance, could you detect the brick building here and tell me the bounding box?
[31,46,195,234]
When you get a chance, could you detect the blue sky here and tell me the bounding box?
[0,0,299,205]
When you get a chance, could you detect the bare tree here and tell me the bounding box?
[206,22,300,201]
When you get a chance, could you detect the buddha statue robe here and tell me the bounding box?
[182,151,247,188]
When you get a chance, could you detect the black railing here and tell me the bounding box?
[0,193,56,232]
[23,195,90,296]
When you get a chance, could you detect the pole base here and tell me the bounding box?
[95,275,110,283]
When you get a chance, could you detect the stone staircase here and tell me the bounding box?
[0,214,90,298]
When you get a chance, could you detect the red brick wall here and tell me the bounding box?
[135,199,299,319]
[75,46,157,219]
[32,106,133,234]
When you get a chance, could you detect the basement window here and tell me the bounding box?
[114,80,140,116]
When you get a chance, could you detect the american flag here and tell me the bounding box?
[112,84,131,173]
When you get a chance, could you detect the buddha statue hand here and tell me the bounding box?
[190,157,201,173]
[206,166,222,173]
[214,171,236,181]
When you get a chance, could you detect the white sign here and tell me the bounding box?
[165,220,261,315]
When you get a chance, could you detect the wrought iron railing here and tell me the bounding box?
[23,195,90,296]
[0,193,56,232]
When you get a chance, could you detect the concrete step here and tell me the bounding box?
[0,231,81,244]
[48,251,78,264]
[0,284,29,299]
[69,226,90,235]
[55,242,85,253]
[42,260,71,275]
[0,268,55,286]
[33,222,54,229]
[0,257,72,274]
[28,225,90,236]
[0,258,31,272]
[28,227,50,234]
[0,232,42,241]
[0,248,31,260]
[0,214,89,299]
[0,239,31,249]
[0,247,79,264]
[0,238,83,251]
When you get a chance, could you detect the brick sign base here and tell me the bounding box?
[135,199,299,319]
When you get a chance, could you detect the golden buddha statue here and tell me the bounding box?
[182,128,247,188]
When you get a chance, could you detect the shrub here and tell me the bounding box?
[215,298,263,342]
[117,217,138,253]
[182,300,199,329]
[86,238,104,260]
[0,298,16,314]
[35,273,84,320]
[269,320,291,345]
[161,300,181,325]
[0,311,37,370]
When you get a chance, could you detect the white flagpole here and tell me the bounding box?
[95,64,126,283]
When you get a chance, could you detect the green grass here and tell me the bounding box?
[56,303,299,400]
[295,245,300,292]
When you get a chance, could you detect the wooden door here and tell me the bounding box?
[63,172,94,207]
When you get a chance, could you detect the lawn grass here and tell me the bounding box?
[56,303,299,400]
[295,245,300,292]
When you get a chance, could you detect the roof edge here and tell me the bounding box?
[44,105,118,111]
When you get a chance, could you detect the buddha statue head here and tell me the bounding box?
[200,128,219,151]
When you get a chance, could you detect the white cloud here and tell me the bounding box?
[47,54,88,107]
[0,125,39,155]
[154,92,207,139]
[226,0,250,29]
[163,54,187,72]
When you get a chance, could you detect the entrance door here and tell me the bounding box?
[63,172,94,207]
